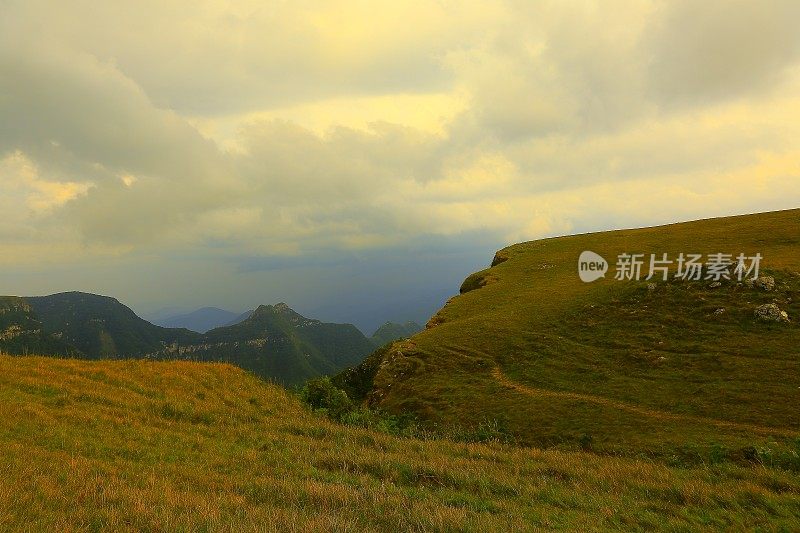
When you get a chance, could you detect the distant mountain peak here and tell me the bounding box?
[369,320,423,346]
[250,304,277,317]
[153,306,239,333]
[248,303,321,328]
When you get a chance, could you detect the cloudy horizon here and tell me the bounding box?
[2,0,800,331]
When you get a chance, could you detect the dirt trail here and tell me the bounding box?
[492,367,800,439]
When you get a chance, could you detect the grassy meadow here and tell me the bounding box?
[1,355,799,531]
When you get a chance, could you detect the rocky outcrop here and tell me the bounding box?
[754,303,790,323]
[753,276,776,291]
[491,250,510,267]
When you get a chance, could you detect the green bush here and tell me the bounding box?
[300,378,516,445]
[300,377,353,421]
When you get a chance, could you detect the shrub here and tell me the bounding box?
[300,377,353,421]
[299,378,515,444]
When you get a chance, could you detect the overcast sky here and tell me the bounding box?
[2,0,800,331]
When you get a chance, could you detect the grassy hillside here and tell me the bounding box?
[2,355,800,530]
[341,209,800,462]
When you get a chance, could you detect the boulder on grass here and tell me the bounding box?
[754,303,789,323]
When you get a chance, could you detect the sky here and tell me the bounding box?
[1,0,800,332]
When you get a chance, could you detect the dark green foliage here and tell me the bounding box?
[300,377,353,420]
[333,342,394,402]
[302,375,516,444]
[0,296,82,357]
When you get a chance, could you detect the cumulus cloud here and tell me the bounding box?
[647,0,800,106]
[1,0,799,318]
[0,152,91,213]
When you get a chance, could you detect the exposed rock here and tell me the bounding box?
[646,283,657,291]
[0,325,23,341]
[754,303,789,323]
[709,282,722,289]
[491,251,509,267]
[713,308,726,315]
[754,276,776,291]
[425,297,458,329]
[460,271,498,294]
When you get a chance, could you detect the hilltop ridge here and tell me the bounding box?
[338,208,800,461]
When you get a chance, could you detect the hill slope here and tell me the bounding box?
[2,355,799,530]
[340,209,800,460]
[0,297,79,356]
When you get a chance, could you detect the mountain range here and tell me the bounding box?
[151,303,375,385]
[0,293,413,385]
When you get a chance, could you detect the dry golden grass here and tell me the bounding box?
[1,355,799,531]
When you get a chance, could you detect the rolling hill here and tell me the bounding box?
[2,355,799,530]
[338,209,800,462]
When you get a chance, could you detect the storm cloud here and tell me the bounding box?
[1,0,799,329]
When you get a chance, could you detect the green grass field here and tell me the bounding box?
[2,355,800,531]
[352,209,800,463]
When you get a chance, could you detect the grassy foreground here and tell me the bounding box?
[1,356,800,531]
